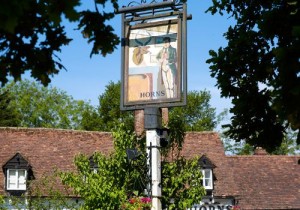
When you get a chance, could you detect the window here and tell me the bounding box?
[7,169,27,190]
[89,155,99,173]
[202,169,213,190]
[3,153,34,194]
[198,155,215,191]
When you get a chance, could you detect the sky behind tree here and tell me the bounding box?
[24,1,234,129]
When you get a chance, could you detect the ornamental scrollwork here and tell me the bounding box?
[127,0,182,7]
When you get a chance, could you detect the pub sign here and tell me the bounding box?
[119,1,187,110]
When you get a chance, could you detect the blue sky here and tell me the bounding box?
[45,0,233,127]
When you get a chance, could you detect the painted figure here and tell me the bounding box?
[156,37,177,98]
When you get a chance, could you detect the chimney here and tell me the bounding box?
[254,147,268,155]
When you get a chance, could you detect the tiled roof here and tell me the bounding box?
[169,132,300,209]
[180,132,240,199]
[0,127,114,195]
[226,155,300,209]
[0,127,299,209]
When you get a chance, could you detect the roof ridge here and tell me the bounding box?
[227,155,300,158]
[0,127,112,134]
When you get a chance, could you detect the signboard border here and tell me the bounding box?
[120,3,187,111]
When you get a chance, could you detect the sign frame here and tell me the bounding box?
[120,2,187,110]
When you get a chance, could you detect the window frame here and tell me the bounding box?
[201,169,213,190]
[6,169,27,191]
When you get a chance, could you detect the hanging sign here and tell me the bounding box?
[125,20,181,105]
[119,1,187,110]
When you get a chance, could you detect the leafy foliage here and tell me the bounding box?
[1,80,94,129]
[61,153,128,209]
[169,90,217,132]
[60,123,144,209]
[97,83,218,135]
[222,137,254,155]
[28,173,78,210]
[166,90,217,153]
[206,0,300,152]
[96,84,219,156]
[0,0,120,86]
[98,81,134,132]
[0,90,20,126]
[162,158,205,209]
[223,128,300,155]
[80,105,103,131]
[0,195,4,208]
[271,128,300,155]
[60,123,206,209]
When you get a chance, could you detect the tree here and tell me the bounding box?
[60,123,205,209]
[84,82,219,135]
[222,129,300,155]
[98,81,134,132]
[80,105,103,131]
[166,90,219,152]
[96,84,219,151]
[0,90,20,126]
[96,83,220,151]
[161,158,205,209]
[0,0,119,86]
[97,83,218,134]
[206,0,300,152]
[169,90,217,132]
[2,80,94,129]
[60,123,141,209]
[0,195,4,207]
[271,128,300,155]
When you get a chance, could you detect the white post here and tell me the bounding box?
[146,130,162,210]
